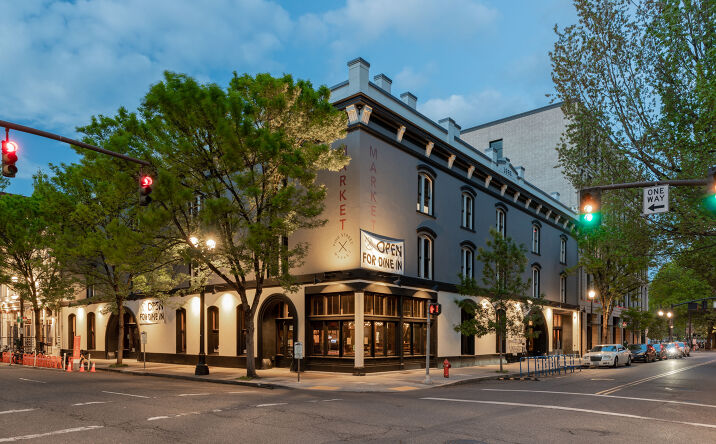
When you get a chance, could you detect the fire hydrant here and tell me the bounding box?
[443,358,451,378]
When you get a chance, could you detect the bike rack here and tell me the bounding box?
[519,354,582,378]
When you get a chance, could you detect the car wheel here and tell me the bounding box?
[613,357,618,368]
[626,356,631,366]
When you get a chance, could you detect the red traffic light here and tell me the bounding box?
[2,140,18,154]
[140,175,153,188]
[2,140,19,178]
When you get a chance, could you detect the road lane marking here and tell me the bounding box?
[321,398,342,402]
[0,409,35,415]
[256,403,287,407]
[421,397,716,430]
[228,391,253,394]
[596,360,715,395]
[18,378,45,384]
[101,390,150,399]
[177,393,211,397]
[72,401,111,406]
[0,425,103,442]
[590,378,614,381]
[481,389,716,408]
[148,416,170,421]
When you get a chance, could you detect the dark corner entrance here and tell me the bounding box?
[257,294,298,368]
[105,309,140,359]
[525,309,548,356]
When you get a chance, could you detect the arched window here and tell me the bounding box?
[461,246,474,279]
[560,274,567,303]
[461,192,474,229]
[237,305,247,355]
[176,308,186,353]
[67,314,76,347]
[560,236,567,264]
[532,224,541,254]
[417,172,434,215]
[87,312,96,349]
[496,208,506,236]
[417,234,433,280]
[207,306,219,354]
[532,266,541,298]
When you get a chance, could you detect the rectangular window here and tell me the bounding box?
[364,294,373,314]
[560,275,567,303]
[560,237,567,264]
[310,295,324,316]
[326,321,340,355]
[496,209,506,236]
[373,295,384,315]
[341,294,355,315]
[374,321,385,356]
[418,235,433,280]
[461,248,473,279]
[310,322,323,355]
[364,321,372,356]
[386,297,397,316]
[413,323,426,355]
[327,294,340,315]
[402,299,413,317]
[532,268,540,298]
[342,321,355,356]
[461,194,474,229]
[386,322,397,356]
[402,323,412,355]
[532,226,540,254]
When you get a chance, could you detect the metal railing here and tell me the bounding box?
[519,354,582,378]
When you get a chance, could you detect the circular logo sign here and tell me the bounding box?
[332,233,354,260]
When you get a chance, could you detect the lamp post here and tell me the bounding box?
[194,237,215,376]
[657,309,674,342]
[588,290,595,348]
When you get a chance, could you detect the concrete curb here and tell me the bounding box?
[95,366,282,389]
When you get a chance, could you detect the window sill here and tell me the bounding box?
[416,210,436,219]
[460,226,475,233]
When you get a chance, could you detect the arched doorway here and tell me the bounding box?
[524,309,548,356]
[67,314,76,349]
[257,294,298,368]
[105,309,140,359]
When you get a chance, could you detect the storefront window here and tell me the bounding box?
[364,321,372,355]
[326,321,340,355]
[342,321,355,356]
[310,322,323,355]
[374,321,384,356]
[402,299,412,317]
[310,293,354,316]
[341,295,355,315]
[402,323,412,355]
[373,295,385,315]
[327,295,340,315]
[386,322,397,356]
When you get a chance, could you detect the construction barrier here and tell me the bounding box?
[1,351,63,369]
[519,354,582,378]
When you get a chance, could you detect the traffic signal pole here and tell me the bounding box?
[582,178,708,192]
[0,120,151,167]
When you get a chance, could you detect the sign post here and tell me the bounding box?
[294,341,303,382]
[141,331,147,369]
[643,185,669,215]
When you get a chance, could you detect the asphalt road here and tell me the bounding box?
[1,353,715,443]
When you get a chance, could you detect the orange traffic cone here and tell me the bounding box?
[79,362,85,372]
[90,362,96,373]
[66,361,72,372]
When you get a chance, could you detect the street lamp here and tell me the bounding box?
[195,237,216,376]
[657,309,674,341]
[588,290,596,348]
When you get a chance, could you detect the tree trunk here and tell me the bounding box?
[498,331,503,373]
[117,303,124,365]
[245,316,256,377]
[33,307,42,351]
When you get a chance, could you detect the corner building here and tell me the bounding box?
[61,57,581,373]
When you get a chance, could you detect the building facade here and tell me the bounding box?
[61,58,582,372]
[461,103,649,352]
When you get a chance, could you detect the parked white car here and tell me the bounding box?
[582,344,631,368]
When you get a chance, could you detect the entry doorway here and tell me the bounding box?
[105,310,140,359]
[258,295,298,368]
[524,310,548,356]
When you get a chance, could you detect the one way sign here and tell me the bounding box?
[643,185,669,215]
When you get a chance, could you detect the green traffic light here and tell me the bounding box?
[585,213,593,222]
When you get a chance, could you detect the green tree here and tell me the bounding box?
[127,72,348,377]
[0,185,73,351]
[621,307,652,344]
[455,228,544,372]
[38,117,183,365]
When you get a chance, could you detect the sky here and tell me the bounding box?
[1,0,578,196]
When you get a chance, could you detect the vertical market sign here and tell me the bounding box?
[360,230,404,275]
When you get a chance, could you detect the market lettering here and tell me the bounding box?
[338,146,349,231]
[369,145,378,230]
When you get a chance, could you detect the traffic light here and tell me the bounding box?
[428,302,441,316]
[139,175,153,206]
[2,139,18,178]
[706,166,716,215]
[579,189,601,228]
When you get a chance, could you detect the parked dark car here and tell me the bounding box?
[629,344,656,362]
[651,343,667,360]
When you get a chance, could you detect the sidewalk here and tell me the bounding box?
[90,358,542,392]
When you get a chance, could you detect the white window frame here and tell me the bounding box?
[532,224,540,254]
[461,246,474,279]
[461,193,474,229]
[560,275,567,303]
[532,266,540,298]
[417,173,433,215]
[496,208,506,236]
[418,234,433,280]
[560,237,567,264]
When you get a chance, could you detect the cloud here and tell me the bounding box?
[394,64,436,91]
[296,0,497,46]
[419,90,535,128]
[0,0,293,132]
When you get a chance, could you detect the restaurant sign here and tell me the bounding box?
[139,299,165,325]
[360,230,404,275]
